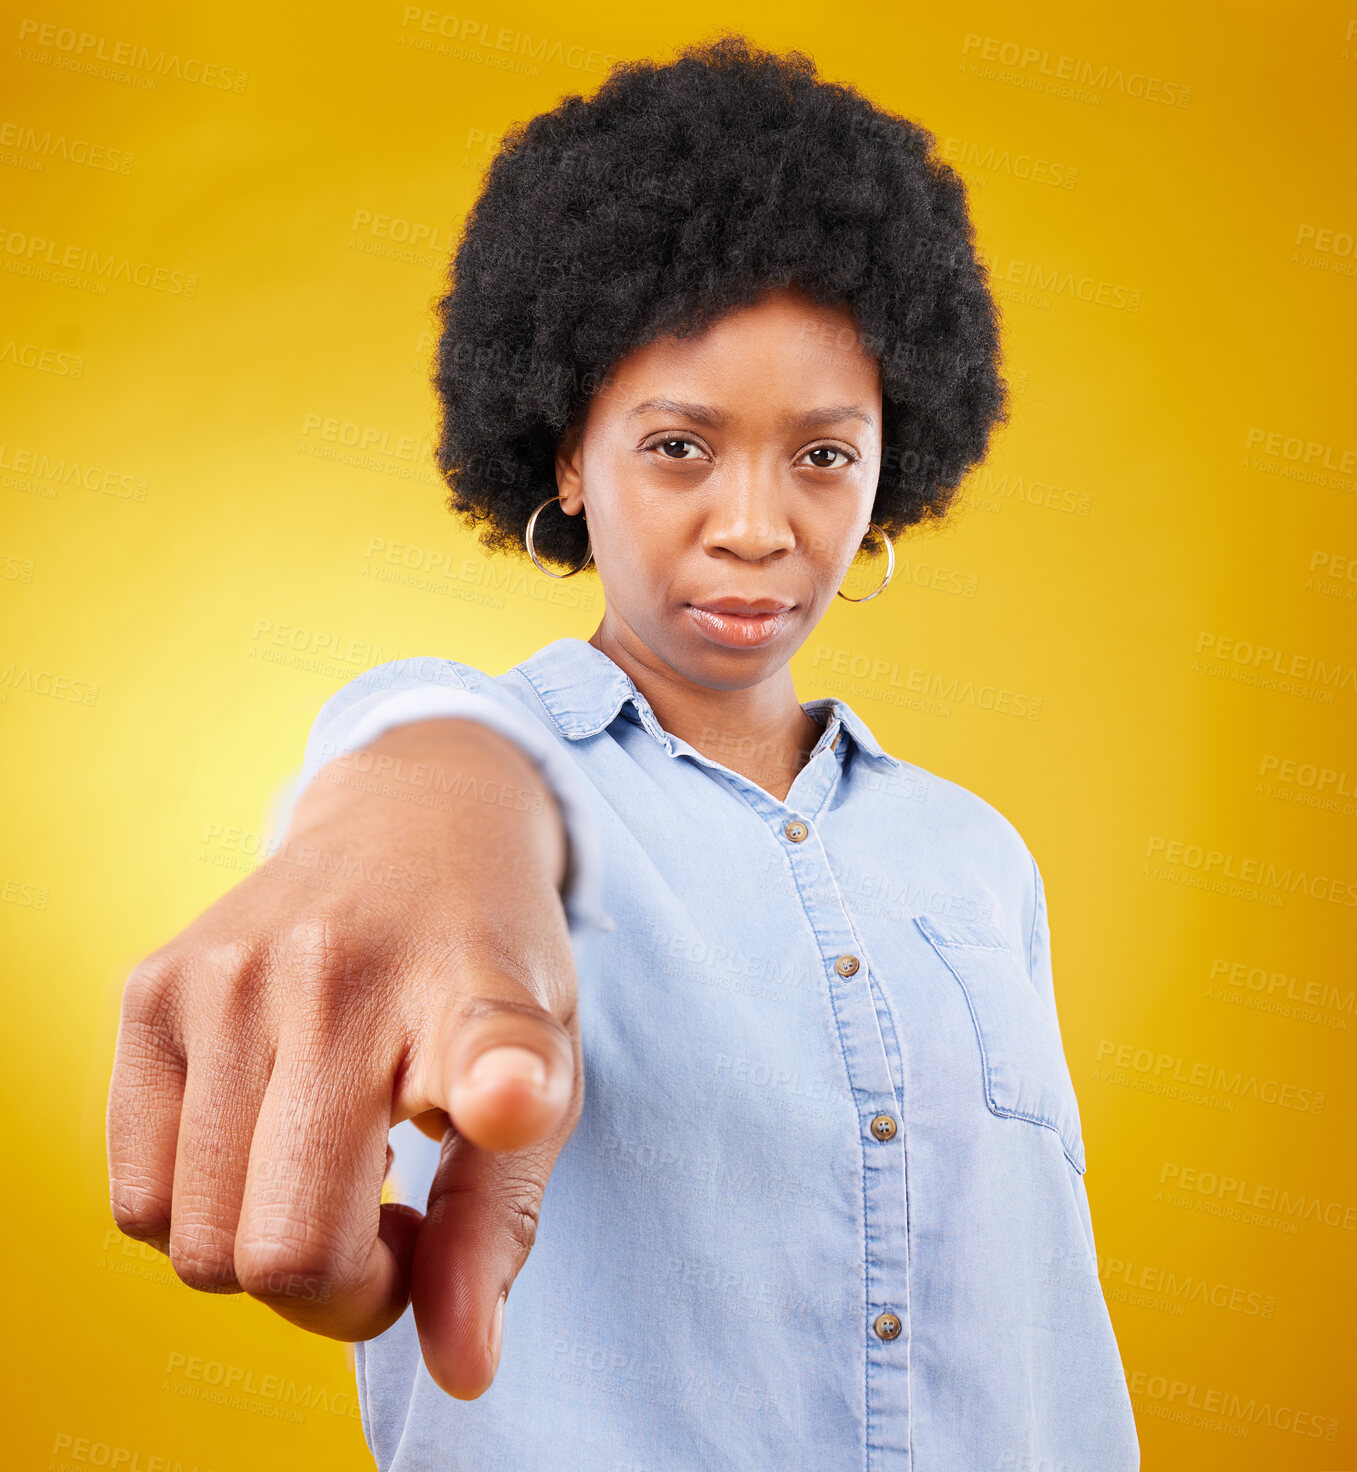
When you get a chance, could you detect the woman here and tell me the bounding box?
[108,33,1140,1471]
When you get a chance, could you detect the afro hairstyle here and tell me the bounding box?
[431,31,1009,570]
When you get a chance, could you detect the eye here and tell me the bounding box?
[644,435,707,461]
[800,444,858,470]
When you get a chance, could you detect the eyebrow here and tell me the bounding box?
[626,397,875,431]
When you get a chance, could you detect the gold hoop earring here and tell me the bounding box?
[836,523,895,602]
[525,495,594,578]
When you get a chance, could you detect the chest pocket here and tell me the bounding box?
[914,915,1087,1175]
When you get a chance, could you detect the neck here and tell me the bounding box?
[588,624,823,802]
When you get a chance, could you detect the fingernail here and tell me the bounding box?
[488,1290,506,1377]
[468,1045,547,1093]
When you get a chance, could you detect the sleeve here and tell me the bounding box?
[1028,849,1103,1253]
[1026,849,1060,1023]
[287,656,614,937]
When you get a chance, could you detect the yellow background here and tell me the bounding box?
[3,1,1354,1467]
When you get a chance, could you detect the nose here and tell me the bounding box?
[700,460,797,561]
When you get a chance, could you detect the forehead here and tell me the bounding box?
[591,286,881,422]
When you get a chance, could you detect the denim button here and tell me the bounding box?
[874,1311,902,1340]
[784,819,807,842]
[870,1114,897,1141]
[836,954,860,976]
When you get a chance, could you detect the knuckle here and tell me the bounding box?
[169,1226,240,1293]
[495,1179,544,1258]
[454,993,571,1050]
[109,1184,170,1243]
[199,937,263,993]
[279,913,364,1001]
[281,912,346,966]
[235,1223,359,1306]
[239,1261,336,1305]
[120,957,182,1031]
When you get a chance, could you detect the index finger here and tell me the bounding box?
[232,947,578,1346]
[401,933,579,1153]
[231,1036,420,1340]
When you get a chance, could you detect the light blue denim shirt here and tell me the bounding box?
[297,635,1139,1471]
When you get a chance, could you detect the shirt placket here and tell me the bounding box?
[671,717,913,1471]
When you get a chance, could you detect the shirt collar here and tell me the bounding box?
[516,637,900,767]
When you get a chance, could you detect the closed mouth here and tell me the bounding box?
[687,601,795,616]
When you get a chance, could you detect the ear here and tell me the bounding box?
[554,418,586,516]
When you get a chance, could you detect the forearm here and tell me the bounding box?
[287,716,570,928]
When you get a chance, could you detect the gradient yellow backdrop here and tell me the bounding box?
[3,2,1354,1468]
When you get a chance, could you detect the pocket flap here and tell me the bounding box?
[915,916,1087,1174]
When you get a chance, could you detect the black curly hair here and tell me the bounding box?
[431,31,1008,571]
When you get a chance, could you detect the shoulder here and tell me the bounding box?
[300,654,552,783]
[319,655,489,704]
[880,751,1033,864]
[307,654,527,733]
[867,749,1042,950]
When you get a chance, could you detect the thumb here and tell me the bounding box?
[404,963,583,1400]
[409,1119,570,1400]
[407,954,579,1155]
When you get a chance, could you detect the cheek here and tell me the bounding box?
[802,505,864,578]
[592,478,686,567]
[584,494,668,612]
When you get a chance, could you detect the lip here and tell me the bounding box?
[685,601,795,649]
[691,598,794,615]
